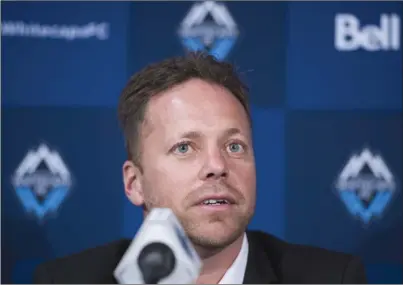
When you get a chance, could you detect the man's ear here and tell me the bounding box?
[122,160,144,206]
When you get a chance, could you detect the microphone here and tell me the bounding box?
[114,208,202,284]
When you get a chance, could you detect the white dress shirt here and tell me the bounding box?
[218,233,249,284]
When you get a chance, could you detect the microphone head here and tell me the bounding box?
[114,208,202,284]
[137,242,176,284]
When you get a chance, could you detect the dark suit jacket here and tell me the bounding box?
[33,230,367,284]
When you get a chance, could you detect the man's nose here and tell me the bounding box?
[198,148,228,180]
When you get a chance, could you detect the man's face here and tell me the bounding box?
[124,78,256,250]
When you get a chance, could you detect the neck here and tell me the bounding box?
[195,233,244,284]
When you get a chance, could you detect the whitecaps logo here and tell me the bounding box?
[335,148,397,226]
[1,21,110,41]
[177,1,239,60]
[12,144,73,222]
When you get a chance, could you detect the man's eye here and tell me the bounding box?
[227,142,244,153]
[174,142,192,154]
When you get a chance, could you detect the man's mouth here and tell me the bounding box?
[201,199,230,206]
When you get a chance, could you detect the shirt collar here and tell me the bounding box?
[218,233,249,284]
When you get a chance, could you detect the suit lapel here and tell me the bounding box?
[243,231,279,284]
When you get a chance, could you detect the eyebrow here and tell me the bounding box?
[178,128,242,140]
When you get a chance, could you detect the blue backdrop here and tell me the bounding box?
[2,1,402,283]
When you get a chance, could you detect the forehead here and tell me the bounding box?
[143,79,250,135]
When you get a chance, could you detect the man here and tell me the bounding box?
[33,52,367,284]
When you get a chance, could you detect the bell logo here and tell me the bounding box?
[335,13,400,51]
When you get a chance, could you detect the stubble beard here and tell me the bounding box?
[142,187,255,256]
[184,212,252,253]
[168,204,255,258]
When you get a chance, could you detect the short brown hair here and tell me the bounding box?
[117,51,250,165]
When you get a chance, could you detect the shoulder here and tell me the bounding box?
[246,230,367,283]
[33,239,131,284]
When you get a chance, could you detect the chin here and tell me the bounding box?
[187,220,243,249]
